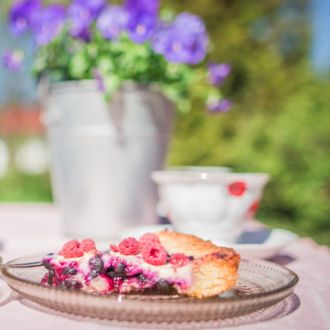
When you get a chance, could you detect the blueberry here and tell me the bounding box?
[89,256,104,272]
[107,271,116,278]
[157,279,170,293]
[106,266,114,272]
[114,263,126,275]
[89,269,99,279]
[188,256,195,261]
[106,266,115,277]
[63,267,77,275]
[137,274,147,283]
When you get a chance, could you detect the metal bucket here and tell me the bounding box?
[42,80,174,239]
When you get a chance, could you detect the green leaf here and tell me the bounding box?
[97,56,114,73]
[69,53,89,79]
[103,73,121,97]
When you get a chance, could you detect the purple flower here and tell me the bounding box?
[9,0,41,35]
[75,0,106,17]
[152,22,171,54]
[152,13,208,65]
[72,27,91,42]
[207,99,232,113]
[125,0,159,16]
[127,14,158,43]
[69,8,92,41]
[31,5,66,45]
[96,6,129,40]
[68,0,105,41]
[208,63,231,86]
[125,0,160,43]
[2,50,24,71]
[68,2,93,40]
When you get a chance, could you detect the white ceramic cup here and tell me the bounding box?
[152,170,270,243]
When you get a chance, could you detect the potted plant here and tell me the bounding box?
[3,0,231,238]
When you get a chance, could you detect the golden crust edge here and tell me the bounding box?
[156,230,240,298]
[187,253,240,298]
[156,230,239,259]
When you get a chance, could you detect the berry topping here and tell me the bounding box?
[59,239,84,258]
[63,267,78,276]
[169,253,190,267]
[89,255,104,272]
[110,244,119,252]
[118,237,140,255]
[137,273,147,283]
[106,270,116,278]
[228,181,246,197]
[141,243,167,266]
[81,238,96,253]
[114,262,126,275]
[106,263,126,279]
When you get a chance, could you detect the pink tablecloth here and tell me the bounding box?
[0,204,330,330]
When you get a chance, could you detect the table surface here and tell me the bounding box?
[0,204,330,330]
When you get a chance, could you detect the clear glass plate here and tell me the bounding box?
[1,255,298,325]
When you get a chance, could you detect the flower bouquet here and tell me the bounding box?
[4,0,231,112]
[3,0,232,238]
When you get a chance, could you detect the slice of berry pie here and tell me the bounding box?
[41,231,240,298]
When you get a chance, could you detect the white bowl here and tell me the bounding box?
[167,166,232,173]
[152,170,270,243]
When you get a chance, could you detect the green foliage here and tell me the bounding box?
[33,26,215,113]
[0,170,52,202]
[0,137,53,202]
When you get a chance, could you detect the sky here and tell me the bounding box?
[310,0,330,73]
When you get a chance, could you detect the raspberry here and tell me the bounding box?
[142,243,167,266]
[169,253,190,267]
[81,238,96,253]
[118,237,140,255]
[228,181,246,197]
[139,233,160,251]
[139,233,160,245]
[110,244,119,252]
[59,239,84,258]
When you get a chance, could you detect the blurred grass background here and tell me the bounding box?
[0,0,329,245]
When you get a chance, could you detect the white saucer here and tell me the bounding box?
[122,225,298,260]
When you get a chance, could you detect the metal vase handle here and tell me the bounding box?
[38,77,61,127]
